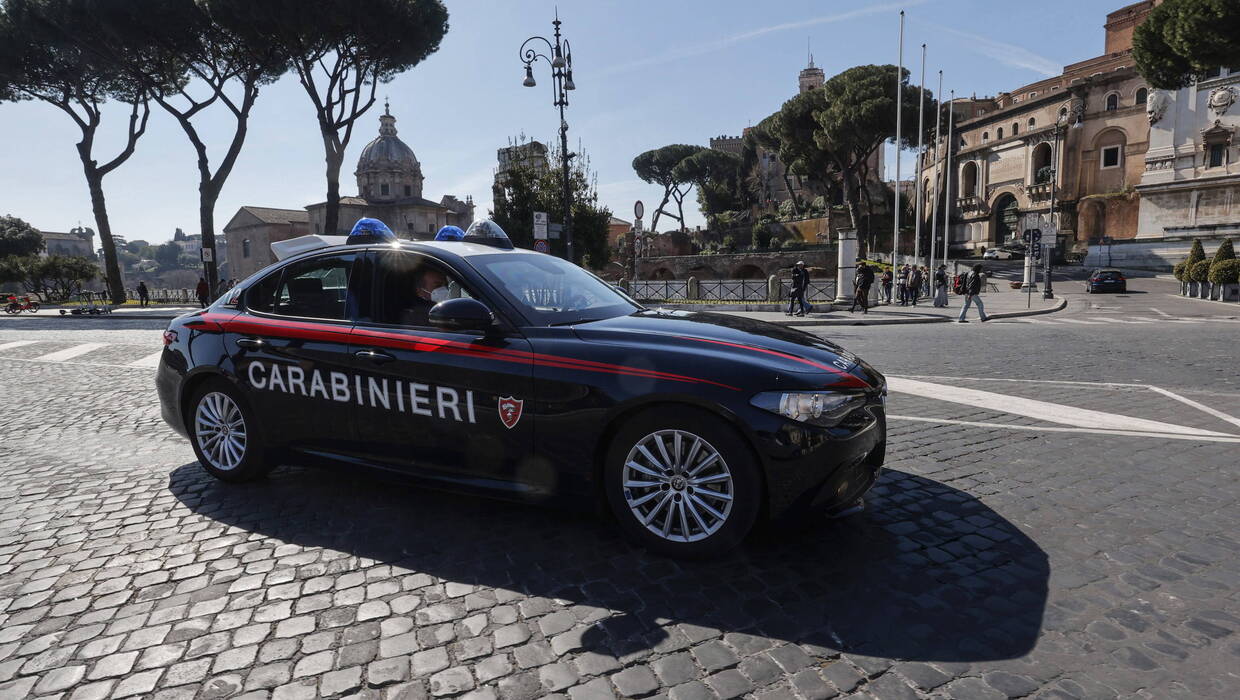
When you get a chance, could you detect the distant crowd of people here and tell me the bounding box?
[133,277,238,308]
[787,260,990,322]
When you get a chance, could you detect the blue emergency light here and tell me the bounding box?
[435,225,466,241]
[346,217,397,244]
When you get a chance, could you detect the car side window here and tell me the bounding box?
[247,253,356,321]
[372,251,474,328]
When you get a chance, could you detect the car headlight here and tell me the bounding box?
[751,391,866,427]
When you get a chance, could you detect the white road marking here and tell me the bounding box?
[1147,386,1240,431]
[890,374,1148,388]
[1150,308,1170,317]
[0,340,39,351]
[127,351,165,368]
[1164,293,1240,309]
[1093,317,1152,324]
[887,376,1236,438]
[888,415,1240,443]
[31,342,108,362]
[1055,318,1107,325]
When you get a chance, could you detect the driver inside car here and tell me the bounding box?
[398,267,449,327]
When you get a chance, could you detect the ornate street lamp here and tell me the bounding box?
[520,12,577,263]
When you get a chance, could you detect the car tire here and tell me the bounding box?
[604,407,762,558]
[187,379,272,483]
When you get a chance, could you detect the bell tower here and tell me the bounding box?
[798,41,825,94]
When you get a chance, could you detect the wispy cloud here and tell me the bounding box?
[914,19,1061,77]
[597,1,930,78]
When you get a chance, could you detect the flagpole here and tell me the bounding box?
[942,89,955,270]
[929,70,942,277]
[892,10,904,266]
[914,43,926,267]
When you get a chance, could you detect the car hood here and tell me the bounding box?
[571,309,882,390]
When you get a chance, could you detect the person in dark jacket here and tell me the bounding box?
[879,268,893,303]
[136,281,150,308]
[907,265,924,306]
[195,278,210,308]
[849,262,874,313]
[933,265,949,307]
[957,264,989,322]
[787,261,810,316]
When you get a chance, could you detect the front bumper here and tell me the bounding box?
[750,401,886,521]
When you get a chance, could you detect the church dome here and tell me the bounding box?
[356,103,424,202]
[357,108,419,174]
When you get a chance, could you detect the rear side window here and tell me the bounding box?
[247,253,356,320]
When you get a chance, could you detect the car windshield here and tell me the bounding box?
[470,253,641,326]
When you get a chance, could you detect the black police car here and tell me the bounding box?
[157,222,887,557]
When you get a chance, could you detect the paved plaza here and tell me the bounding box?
[1,276,1239,699]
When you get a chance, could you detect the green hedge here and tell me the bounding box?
[1208,258,1240,285]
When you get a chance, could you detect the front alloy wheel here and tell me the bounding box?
[622,429,734,543]
[605,407,760,558]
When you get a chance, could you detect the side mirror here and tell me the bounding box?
[429,297,495,332]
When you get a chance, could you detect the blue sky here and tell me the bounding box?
[0,0,1127,243]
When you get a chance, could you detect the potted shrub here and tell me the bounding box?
[1208,238,1235,300]
[1209,258,1240,301]
[1182,240,1207,296]
[1173,260,1188,294]
[1190,260,1212,297]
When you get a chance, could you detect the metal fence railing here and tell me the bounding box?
[126,288,198,304]
[629,278,838,303]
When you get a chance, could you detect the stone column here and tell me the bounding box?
[835,229,858,303]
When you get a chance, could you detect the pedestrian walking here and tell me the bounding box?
[933,264,949,307]
[136,281,150,308]
[787,261,810,316]
[880,268,893,303]
[957,264,990,322]
[195,277,210,309]
[907,265,924,306]
[849,262,875,314]
[921,266,932,297]
[896,264,910,305]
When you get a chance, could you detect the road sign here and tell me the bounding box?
[634,200,644,220]
[533,240,550,254]
[549,223,563,240]
[633,218,643,233]
[533,211,548,240]
[1022,229,1042,243]
[1032,242,1042,259]
[201,247,214,263]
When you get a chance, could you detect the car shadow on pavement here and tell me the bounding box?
[170,462,1047,664]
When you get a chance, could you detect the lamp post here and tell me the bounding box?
[1044,113,1079,299]
[520,12,576,263]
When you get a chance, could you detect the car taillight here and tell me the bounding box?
[162,330,178,346]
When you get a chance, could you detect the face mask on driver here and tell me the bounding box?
[430,287,450,303]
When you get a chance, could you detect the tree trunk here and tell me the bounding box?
[840,167,861,234]
[323,141,344,235]
[199,179,219,298]
[651,187,671,233]
[782,173,799,214]
[78,159,126,305]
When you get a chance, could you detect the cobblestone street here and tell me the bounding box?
[1,278,1239,699]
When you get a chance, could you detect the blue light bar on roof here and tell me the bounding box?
[346,217,397,244]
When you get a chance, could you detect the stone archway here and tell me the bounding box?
[686,265,719,279]
[650,267,676,280]
[991,193,1020,247]
[1078,200,1106,243]
[732,264,765,280]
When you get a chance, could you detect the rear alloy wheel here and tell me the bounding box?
[189,380,271,482]
[605,408,760,558]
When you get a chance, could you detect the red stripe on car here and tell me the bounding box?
[676,336,870,389]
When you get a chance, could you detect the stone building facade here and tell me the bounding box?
[920,1,1155,257]
[40,227,94,257]
[495,140,549,187]
[1125,67,1240,268]
[223,207,309,280]
[306,105,474,239]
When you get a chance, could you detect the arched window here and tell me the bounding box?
[1105,93,1119,111]
[1136,88,1148,105]
[1028,117,1036,128]
[1012,122,1020,135]
[1059,106,1069,120]
[1032,142,1053,183]
[982,131,990,143]
[961,161,979,196]
[997,127,1004,139]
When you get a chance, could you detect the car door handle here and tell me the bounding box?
[354,349,396,364]
[236,337,266,349]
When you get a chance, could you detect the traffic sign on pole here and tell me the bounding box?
[533,239,550,254]
[534,211,548,240]
[634,200,644,220]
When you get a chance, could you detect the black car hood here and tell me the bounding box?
[571,309,881,389]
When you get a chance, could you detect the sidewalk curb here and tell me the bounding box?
[987,297,1068,320]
